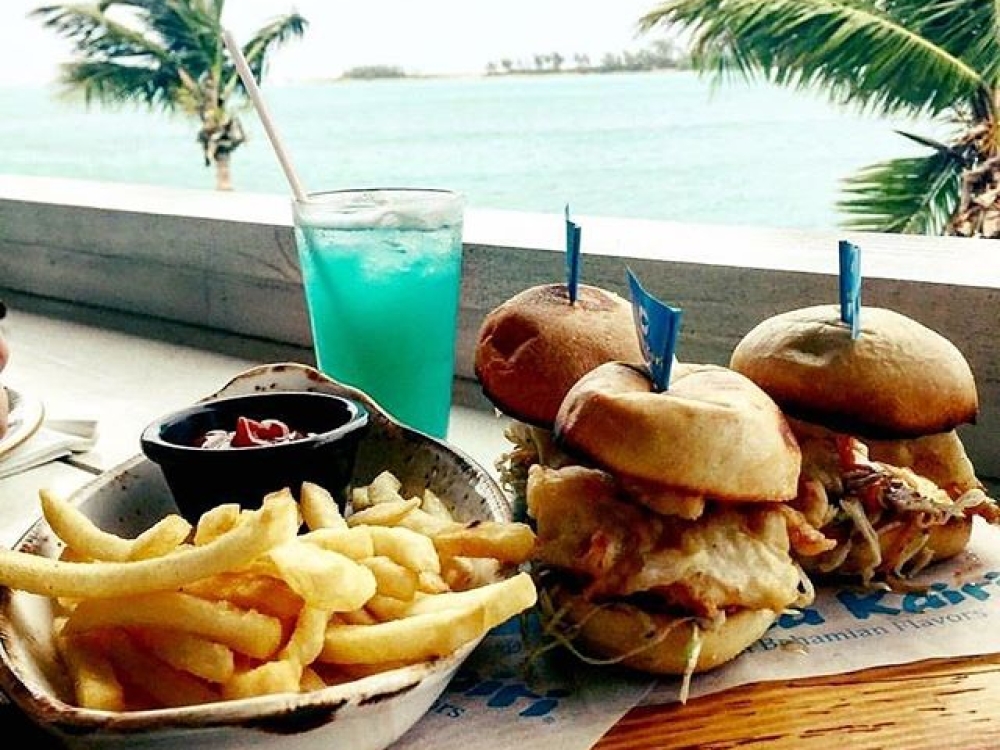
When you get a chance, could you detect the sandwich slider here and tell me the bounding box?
[730,304,999,588]
[527,361,830,680]
[474,283,643,513]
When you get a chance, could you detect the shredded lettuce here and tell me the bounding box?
[679,625,703,705]
[839,497,882,586]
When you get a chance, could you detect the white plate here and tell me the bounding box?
[0,388,45,459]
[0,363,513,750]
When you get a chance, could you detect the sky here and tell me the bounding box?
[0,0,665,86]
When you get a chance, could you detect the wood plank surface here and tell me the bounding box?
[596,654,1000,749]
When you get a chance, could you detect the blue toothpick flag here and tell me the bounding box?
[839,239,861,340]
[565,205,582,304]
[627,267,682,392]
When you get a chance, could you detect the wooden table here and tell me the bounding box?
[2,303,999,749]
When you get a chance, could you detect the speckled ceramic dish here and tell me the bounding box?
[0,363,513,750]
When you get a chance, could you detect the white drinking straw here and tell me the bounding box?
[221,28,308,202]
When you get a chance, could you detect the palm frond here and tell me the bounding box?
[60,59,180,109]
[639,0,988,118]
[881,0,1000,91]
[837,148,964,233]
[243,13,308,80]
[30,4,170,62]
[30,3,183,108]
[221,13,307,100]
[893,128,953,152]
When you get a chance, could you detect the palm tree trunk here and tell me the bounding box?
[947,157,1000,238]
[215,153,233,191]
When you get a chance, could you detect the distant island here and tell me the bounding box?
[485,39,689,76]
[340,39,689,81]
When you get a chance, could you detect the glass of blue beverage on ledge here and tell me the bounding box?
[292,188,465,439]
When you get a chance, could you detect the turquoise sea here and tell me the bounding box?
[0,71,943,231]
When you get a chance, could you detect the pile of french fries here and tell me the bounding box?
[0,472,537,711]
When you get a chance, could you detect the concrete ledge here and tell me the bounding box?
[2,175,999,480]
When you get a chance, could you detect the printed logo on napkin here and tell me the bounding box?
[395,615,654,750]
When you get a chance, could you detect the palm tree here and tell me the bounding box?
[31,0,307,191]
[638,1,1000,238]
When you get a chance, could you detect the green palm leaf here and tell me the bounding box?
[837,149,964,233]
[882,0,1000,89]
[222,14,308,102]
[638,0,988,118]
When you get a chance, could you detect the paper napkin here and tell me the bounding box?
[0,419,98,479]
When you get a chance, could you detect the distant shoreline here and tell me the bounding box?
[307,67,689,86]
[334,42,689,82]
[0,68,691,90]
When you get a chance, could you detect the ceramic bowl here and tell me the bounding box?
[140,390,369,522]
[0,362,512,750]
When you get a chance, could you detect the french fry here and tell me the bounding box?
[337,607,379,626]
[320,604,488,664]
[127,514,193,560]
[364,594,412,621]
[326,660,419,681]
[300,665,327,692]
[193,503,241,545]
[132,628,236,684]
[394,511,535,565]
[432,521,536,564]
[223,660,301,700]
[280,606,331,666]
[0,492,298,599]
[365,470,404,506]
[347,496,420,527]
[56,632,125,711]
[299,526,374,560]
[182,572,303,621]
[40,489,192,562]
[420,489,453,520]
[360,556,419,601]
[350,486,370,510]
[393,507,456,536]
[63,592,284,659]
[403,572,538,630]
[255,542,377,611]
[416,570,451,595]
[103,630,219,708]
[368,526,440,574]
[299,482,348,531]
[441,555,501,591]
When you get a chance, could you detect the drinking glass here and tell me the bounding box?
[292,188,464,439]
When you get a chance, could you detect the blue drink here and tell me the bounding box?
[293,189,464,438]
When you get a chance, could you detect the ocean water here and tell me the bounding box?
[0,71,942,231]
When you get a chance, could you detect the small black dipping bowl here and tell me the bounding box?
[140,391,369,522]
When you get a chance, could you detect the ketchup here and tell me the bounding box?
[198,416,310,449]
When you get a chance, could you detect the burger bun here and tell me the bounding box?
[730,305,977,438]
[547,588,777,675]
[474,283,642,427]
[555,361,801,502]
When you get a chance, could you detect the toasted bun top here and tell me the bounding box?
[474,283,642,427]
[729,305,978,438]
[554,362,801,501]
